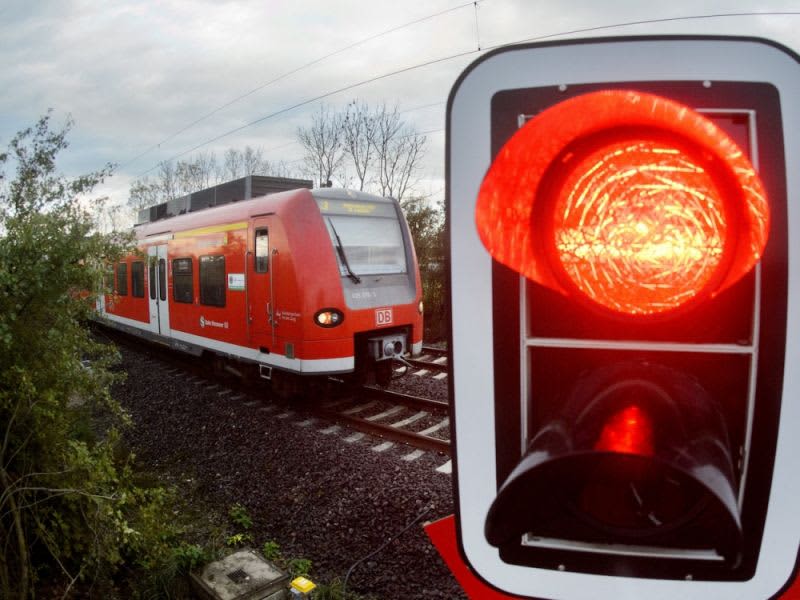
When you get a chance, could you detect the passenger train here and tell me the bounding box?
[97,176,424,391]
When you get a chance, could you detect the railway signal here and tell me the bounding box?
[446,36,800,599]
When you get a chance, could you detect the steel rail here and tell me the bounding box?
[361,385,448,409]
[404,357,448,373]
[317,406,450,454]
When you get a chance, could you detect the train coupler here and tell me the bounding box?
[367,332,407,362]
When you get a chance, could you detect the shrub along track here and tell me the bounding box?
[105,333,463,600]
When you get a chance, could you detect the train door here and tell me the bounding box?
[147,245,171,337]
[248,218,275,349]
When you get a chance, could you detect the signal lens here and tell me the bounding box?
[554,138,727,315]
[594,405,654,456]
[475,89,769,317]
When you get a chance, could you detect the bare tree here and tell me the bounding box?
[128,146,302,217]
[342,100,378,191]
[180,151,217,190]
[218,146,270,179]
[157,160,180,201]
[267,159,299,180]
[242,146,269,176]
[372,105,426,201]
[128,159,192,213]
[297,104,345,187]
[128,176,161,212]
[222,148,243,181]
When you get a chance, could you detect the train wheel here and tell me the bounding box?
[269,370,312,402]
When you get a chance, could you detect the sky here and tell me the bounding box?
[1,0,800,224]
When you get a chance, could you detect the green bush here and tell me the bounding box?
[229,503,253,530]
[137,541,213,600]
[288,557,313,579]
[400,197,446,342]
[262,540,282,561]
[171,543,211,574]
[0,114,193,599]
[226,533,252,548]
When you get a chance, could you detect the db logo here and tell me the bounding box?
[375,308,393,326]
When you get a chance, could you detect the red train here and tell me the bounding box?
[98,177,423,391]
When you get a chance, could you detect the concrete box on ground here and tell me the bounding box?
[191,549,290,600]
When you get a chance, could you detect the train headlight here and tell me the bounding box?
[314,308,344,328]
[418,299,424,315]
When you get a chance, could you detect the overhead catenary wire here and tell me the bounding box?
[400,101,446,115]
[259,126,442,163]
[507,10,800,46]
[474,1,482,51]
[121,0,485,170]
[135,49,476,176]
[134,9,800,177]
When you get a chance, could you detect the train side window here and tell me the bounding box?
[104,264,114,293]
[255,228,269,273]
[149,260,156,300]
[131,261,145,297]
[173,258,193,303]
[159,258,167,301]
[200,255,225,307]
[116,262,128,296]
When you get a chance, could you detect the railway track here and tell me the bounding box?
[100,327,453,471]
[399,345,449,377]
[319,386,449,454]
[114,337,460,600]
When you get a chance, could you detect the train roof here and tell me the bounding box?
[133,186,397,242]
[135,175,313,226]
[310,187,397,204]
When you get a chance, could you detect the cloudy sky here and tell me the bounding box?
[2,0,799,220]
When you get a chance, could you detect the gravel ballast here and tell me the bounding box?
[113,344,465,600]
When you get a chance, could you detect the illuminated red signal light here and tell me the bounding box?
[553,138,728,315]
[594,405,654,457]
[476,90,769,316]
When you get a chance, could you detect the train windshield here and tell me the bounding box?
[324,215,407,276]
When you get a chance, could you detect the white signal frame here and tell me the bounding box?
[448,36,800,599]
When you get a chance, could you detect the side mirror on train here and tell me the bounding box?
[446,36,800,599]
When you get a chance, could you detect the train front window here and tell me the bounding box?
[324,215,407,276]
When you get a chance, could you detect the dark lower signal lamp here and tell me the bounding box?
[485,361,741,565]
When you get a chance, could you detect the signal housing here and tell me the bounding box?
[447,36,798,600]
